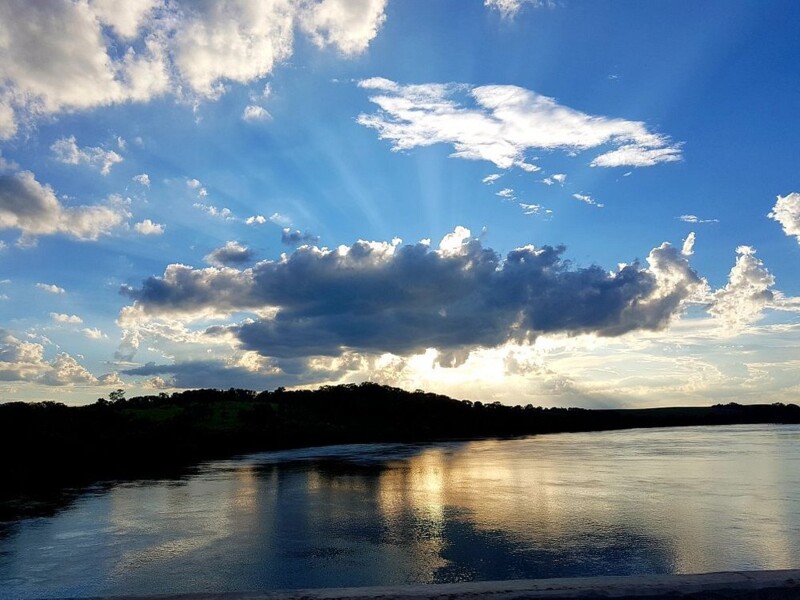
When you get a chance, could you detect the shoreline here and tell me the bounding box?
[74,570,800,600]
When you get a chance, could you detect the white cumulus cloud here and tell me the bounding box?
[768,192,800,244]
[709,246,775,330]
[133,219,165,235]
[0,329,113,386]
[51,136,123,175]
[300,0,387,56]
[36,283,65,294]
[0,0,388,136]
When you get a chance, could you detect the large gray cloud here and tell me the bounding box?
[121,230,703,360]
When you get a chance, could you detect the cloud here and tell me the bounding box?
[269,212,292,226]
[132,173,151,187]
[768,192,800,244]
[299,0,387,56]
[0,0,388,136]
[681,231,696,256]
[204,241,254,267]
[572,193,604,208]
[133,219,165,235]
[0,329,111,386]
[281,228,320,246]
[88,0,159,40]
[0,171,125,241]
[39,353,100,386]
[194,203,233,220]
[36,283,65,294]
[357,78,681,171]
[145,375,172,390]
[589,145,681,168]
[542,173,566,186]
[246,215,268,225]
[496,188,515,199]
[679,214,718,224]
[186,178,208,198]
[485,0,551,18]
[123,359,295,390]
[242,104,272,122]
[120,228,704,362]
[50,313,83,324]
[482,173,502,184]
[520,203,551,216]
[0,151,18,173]
[51,136,123,175]
[709,246,775,330]
[82,327,107,340]
[0,0,170,139]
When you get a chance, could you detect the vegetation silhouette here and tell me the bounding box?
[2,382,799,521]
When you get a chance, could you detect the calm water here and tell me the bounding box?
[1,424,799,598]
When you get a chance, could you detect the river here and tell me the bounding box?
[1,424,798,598]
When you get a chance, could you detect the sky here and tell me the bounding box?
[1,0,799,408]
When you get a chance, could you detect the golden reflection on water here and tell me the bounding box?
[370,429,800,573]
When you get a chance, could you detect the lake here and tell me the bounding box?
[1,424,798,599]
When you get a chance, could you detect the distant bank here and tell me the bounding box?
[2,382,799,517]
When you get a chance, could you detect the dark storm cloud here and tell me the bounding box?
[122,234,702,359]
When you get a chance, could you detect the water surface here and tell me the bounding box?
[1,424,798,598]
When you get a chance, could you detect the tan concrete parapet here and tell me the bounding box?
[76,569,800,600]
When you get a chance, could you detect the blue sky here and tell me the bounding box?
[1,0,799,407]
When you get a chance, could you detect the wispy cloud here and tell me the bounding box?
[679,214,718,224]
[484,0,552,18]
[573,193,604,208]
[50,312,82,324]
[520,203,552,216]
[542,173,566,186]
[358,78,681,171]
